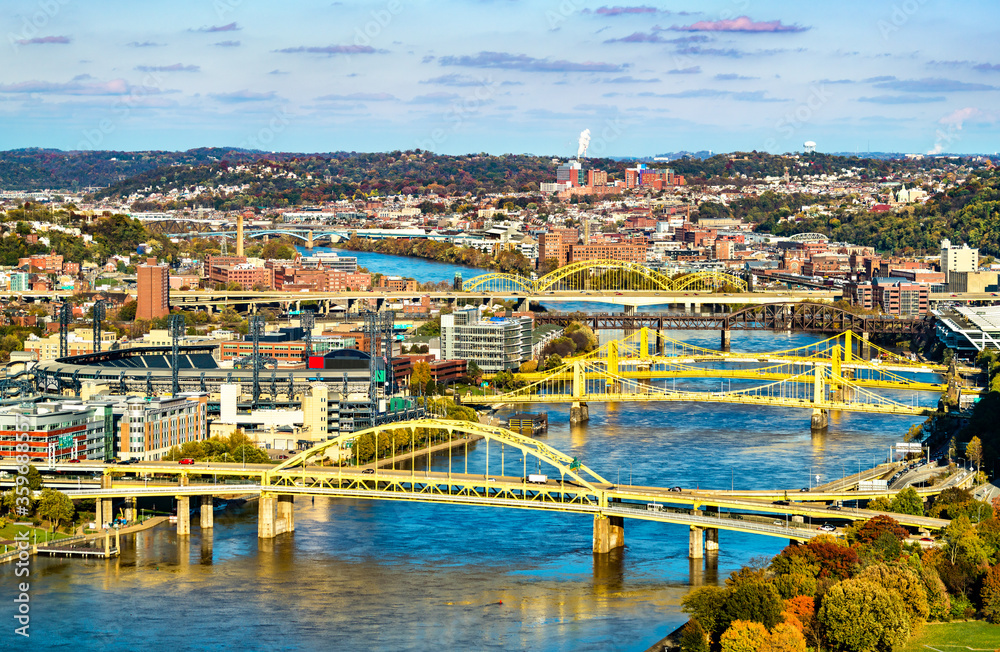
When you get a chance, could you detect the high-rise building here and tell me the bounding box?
[940,238,979,283]
[137,257,169,320]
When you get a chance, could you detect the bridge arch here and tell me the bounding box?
[270,419,611,491]
[536,260,675,292]
[462,272,535,293]
[672,271,748,292]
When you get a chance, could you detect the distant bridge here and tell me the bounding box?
[534,302,927,335]
[463,260,749,294]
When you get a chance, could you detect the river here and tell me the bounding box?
[3,253,936,651]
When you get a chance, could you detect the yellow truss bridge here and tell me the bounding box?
[65,420,957,556]
[462,259,748,293]
[516,328,951,394]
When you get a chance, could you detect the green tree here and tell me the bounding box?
[719,620,768,652]
[719,579,784,633]
[867,495,893,512]
[889,487,924,516]
[543,353,564,370]
[466,360,482,381]
[36,488,75,531]
[26,464,42,491]
[229,443,272,465]
[817,578,910,652]
[681,586,728,639]
[117,301,137,321]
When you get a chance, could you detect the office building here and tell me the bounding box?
[0,400,113,462]
[441,308,532,373]
[940,238,979,283]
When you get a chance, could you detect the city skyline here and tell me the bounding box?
[2,0,999,156]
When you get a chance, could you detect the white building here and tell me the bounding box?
[941,238,979,283]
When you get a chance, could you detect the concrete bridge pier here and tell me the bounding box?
[570,401,589,425]
[176,496,191,536]
[200,496,214,529]
[258,494,295,539]
[689,525,704,559]
[811,408,829,431]
[593,515,625,553]
[860,332,871,360]
[720,329,731,351]
[705,528,719,552]
[123,497,136,522]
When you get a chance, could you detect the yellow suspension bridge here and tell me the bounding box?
[469,330,961,426]
[63,420,960,557]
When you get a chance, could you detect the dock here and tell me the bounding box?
[36,529,122,558]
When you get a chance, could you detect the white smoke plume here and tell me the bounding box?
[577,129,591,158]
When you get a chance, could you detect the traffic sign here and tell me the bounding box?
[58,435,73,448]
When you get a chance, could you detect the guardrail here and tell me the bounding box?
[62,484,262,497]
[605,503,828,538]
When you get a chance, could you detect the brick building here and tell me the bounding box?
[137,258,169,321]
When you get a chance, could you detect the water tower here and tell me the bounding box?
[804,141,817,154]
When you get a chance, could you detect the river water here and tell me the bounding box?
[3,254,938,651]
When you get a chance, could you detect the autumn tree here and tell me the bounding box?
[410,361,432,395]
[719,620,768,652]
[858,562,930,624]
[966,435,984,471]
[764,622,807,652]
[678,619,710,652]
[980,563,1000,624]
[818,578,910,652]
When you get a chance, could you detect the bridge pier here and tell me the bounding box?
[200,495,214,529]
[176,496,191,536]
[860,332,871,360]
[570,401,589,425]
[593,515,625,553]
[811,408,829,431]
[720,329,731,351]
[705,528,719,552]
[258,494,295,539]
[689,526,704,559]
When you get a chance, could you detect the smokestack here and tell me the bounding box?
[237,212,246,257]
[577,129,592,159]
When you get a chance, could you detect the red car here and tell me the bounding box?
[68,459,81,463]
[179,458,195,465]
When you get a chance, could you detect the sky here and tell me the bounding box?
[2,0,999,156]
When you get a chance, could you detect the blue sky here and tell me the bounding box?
[2,0,999,156]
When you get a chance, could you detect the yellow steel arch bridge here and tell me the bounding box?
[462,260,749,293]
